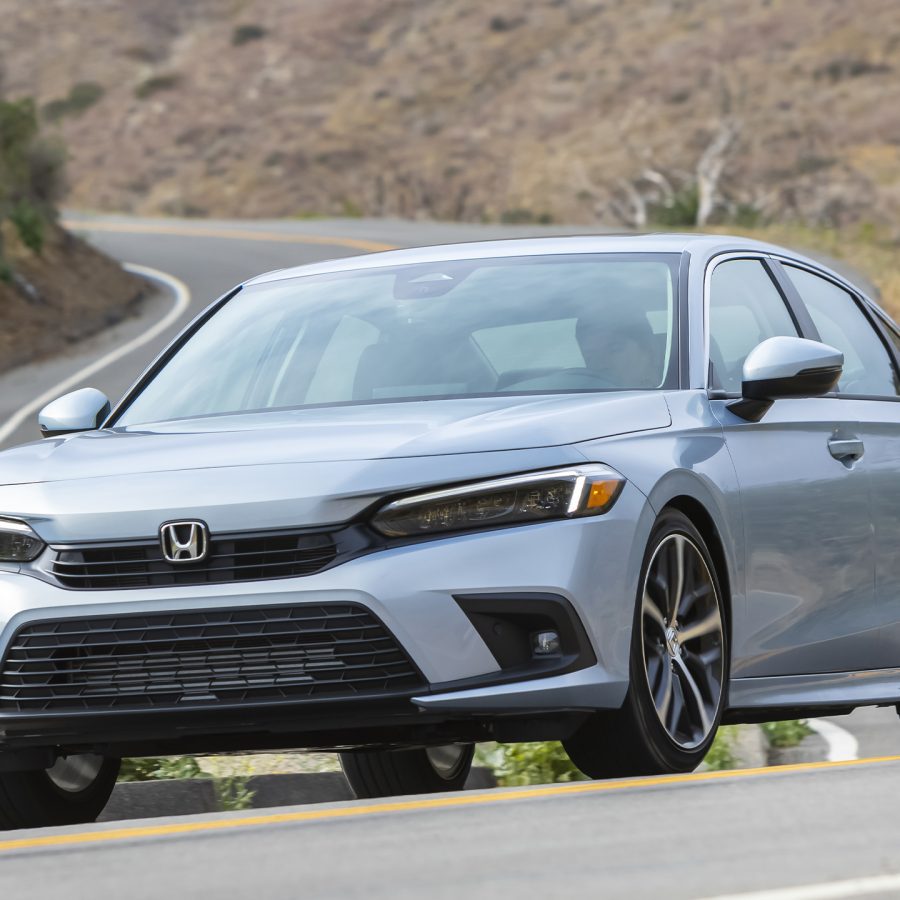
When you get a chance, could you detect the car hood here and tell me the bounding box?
[0,393,670,485]
[0,393,669,541]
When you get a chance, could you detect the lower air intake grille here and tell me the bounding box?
[0,604,423,713]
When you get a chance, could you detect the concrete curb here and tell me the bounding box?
[766,731,830,766]
[99,766,497,822]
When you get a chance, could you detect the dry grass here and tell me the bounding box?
[1,0,899,226]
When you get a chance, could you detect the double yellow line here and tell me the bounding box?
[61,218,398,254]
[2,754,898,854]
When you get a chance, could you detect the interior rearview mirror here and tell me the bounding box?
[728,336,843,422]
[38,388,112,438]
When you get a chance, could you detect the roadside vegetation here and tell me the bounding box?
[119,757,255,811]
[0,88,143,374]
[0,96,65,271]
[120,716,815,799]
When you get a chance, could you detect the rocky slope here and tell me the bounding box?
[0,222,144,374]
[1,0,899,228]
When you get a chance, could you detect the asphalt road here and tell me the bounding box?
[2,215,900,898]
[3,758,900,899]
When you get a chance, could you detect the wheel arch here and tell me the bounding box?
[661,494,732,631]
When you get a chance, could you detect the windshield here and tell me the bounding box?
[116,253,680,426]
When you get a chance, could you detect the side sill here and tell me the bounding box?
[727,668,900,715]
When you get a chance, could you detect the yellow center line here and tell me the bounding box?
[60,218,398,253]
[2,753,899,853]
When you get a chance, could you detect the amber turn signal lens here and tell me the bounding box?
[585,480,622,510]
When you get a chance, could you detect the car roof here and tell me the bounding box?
[245,232,817,285]
[243,232,877,309]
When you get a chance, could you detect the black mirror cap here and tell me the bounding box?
[742,364,842,402]
[727,364,842,422]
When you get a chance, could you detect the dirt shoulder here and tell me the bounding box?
[0,221,145,375]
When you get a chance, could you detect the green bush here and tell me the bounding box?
[233,24,268,46]
[118,756,204,782]
[10,200,44,254]
[649,184,700,227]
[475,742,585,786]
[476,725,743,786]
[214,776,255,811]
[0,96,65,267]
[135,73,182,100]
[702,725,738,770]
[43,81,105,122]
[119,756,255,811]
[498,207,555,225]
[761,720,812,748]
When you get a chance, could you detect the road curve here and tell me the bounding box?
[1,215,899,898]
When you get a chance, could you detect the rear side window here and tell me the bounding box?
[708,259,799,392]
[784,265,900,398]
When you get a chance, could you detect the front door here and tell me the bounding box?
[706,256,876,677]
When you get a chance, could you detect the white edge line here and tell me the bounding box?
[806,718,859,762]
[0,263,191,446]
[699,872,900,900]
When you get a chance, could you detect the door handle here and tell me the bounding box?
[828,438,864,462]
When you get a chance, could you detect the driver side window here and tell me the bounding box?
[708,259,800,393]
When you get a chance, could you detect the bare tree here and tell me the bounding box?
[695,118,739,227]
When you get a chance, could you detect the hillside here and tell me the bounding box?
[0,221,144,374]
[0,96,144,374]
[1,0,899,228]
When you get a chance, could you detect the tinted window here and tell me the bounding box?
[117,254,680,426]
[708,259,799,392]
[784,265,900,397]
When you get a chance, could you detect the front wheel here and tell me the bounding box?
[340,744,474,798]
[564,509,728,778]
[0,754,120,830]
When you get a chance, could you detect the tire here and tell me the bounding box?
[563,509,728,779]
[340,744,474,798]
[0,755,120,830]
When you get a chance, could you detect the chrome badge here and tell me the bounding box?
[159,520,209,563]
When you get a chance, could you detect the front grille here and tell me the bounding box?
[0,604,423,713]
[51,530,339,590]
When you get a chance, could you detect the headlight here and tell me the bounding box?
[0,518,46,562]
[371,465,625,538]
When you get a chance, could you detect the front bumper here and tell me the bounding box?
[0,482,650,753]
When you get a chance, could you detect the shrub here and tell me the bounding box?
[42,81,105,122]
[760,720,812,748]
[10,200,45,254]
[475,742,585,786]
[476,726,743,785]
[703,725,738,769]
[233,24,267,46]
[214,776,255,810]
[649,184,700,227]
[499,207,553,224]
[119,756,204,781]
[135,73,182,100]
[118,756,255,811]
[0,96,65,266]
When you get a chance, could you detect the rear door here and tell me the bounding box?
[706,255,877,677]
[779,261,900,669]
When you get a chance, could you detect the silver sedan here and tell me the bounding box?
[0,233,896,828]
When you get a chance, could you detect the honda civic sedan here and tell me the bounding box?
[0,233,897,828]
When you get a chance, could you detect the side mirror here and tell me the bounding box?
[38,388,111,438]
[728,336,843,422]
